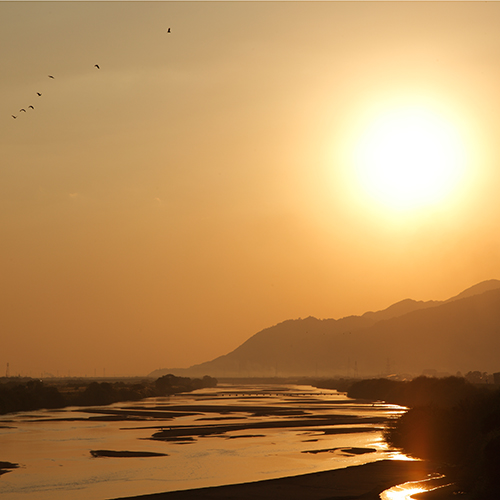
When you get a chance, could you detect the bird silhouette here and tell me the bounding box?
[28,105,34,110]
[12,115,17,119]
[167,28,171,33]
[48,75,55,79]
[37,92,42,96]
[20,109,26,112]
[94,64,100,69]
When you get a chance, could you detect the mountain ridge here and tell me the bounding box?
[150,279,500,379]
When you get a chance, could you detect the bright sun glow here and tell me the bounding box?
[353,106,467,210]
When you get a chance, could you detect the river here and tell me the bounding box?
[0,383,409,500]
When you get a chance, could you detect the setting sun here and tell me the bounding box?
[353,106,468,210]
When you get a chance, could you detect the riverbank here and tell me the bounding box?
[112,459,463,500]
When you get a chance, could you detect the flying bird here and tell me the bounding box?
[20,109,26,112]
[37,92,42,96]
[12,115,17,119]
[167,27,171,33]
[48,75,55,79]
[28,105,34,110]
[94,64,100,69]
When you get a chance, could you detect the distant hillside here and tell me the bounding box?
[151,280,500,379]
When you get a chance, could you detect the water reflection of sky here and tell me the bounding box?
[0,384,410,500]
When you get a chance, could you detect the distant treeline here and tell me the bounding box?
[0,374,217,415]
[347,375,481,407]
[328,376,499,499]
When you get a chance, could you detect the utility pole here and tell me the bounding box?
[5,362,10,378]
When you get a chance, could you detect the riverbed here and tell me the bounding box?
[0,383,409,500]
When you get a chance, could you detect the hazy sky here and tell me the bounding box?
[2,1,500,377]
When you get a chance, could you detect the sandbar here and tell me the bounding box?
[0,461,19,476]
[90,450,168,458]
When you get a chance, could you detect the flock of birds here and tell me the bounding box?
[10,27,171,121]
[11,65,100,119]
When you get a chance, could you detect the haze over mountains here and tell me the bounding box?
[151,280,500,379]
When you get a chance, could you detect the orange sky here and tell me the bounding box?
[1,1,499,377]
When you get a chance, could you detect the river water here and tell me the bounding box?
[0,383,409,500]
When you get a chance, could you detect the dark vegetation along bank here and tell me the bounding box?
[0,374,217,415]
[330,376,500,499]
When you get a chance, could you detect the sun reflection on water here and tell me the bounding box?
[380,475,450,500]
[381,484,427,500]
[370,435,416,462]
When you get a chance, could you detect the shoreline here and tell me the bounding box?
[111,459,462,500]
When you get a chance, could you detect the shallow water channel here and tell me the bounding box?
[0,383,408,500]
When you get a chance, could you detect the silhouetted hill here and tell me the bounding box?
[353,286,500,375]
[361,298,439,322]
[152,280,500,378]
